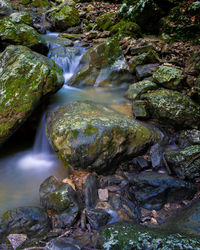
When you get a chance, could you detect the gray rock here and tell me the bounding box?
[85,174,99,209]
[86,208,111,230]
[0,0,12,18]
[45,237,82,250]
[136,63,159,80]
[178,129,200,149]
[132,100,149,119]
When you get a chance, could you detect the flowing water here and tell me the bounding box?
[0,33,131,214]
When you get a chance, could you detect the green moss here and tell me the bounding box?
[32,0,49,7]
[96,13,117,31]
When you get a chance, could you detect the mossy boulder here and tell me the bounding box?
[70,39,133,87]
[165,145,200,180]
[0,16,48,53]
[46,5,80,31]
[145,89,200,128]
[153,65,184,90]
[46,101,161,174]
[0,207,50,241]
[32,0,49,7]
[0,45,64,146]
[96,221,200,249]
[8,12,32,26]
[0,0,12,18]
[125,80,158,100]
[132,100,149,119]
[96,13,117,31]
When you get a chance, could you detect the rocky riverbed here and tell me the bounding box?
[0,0,200,249]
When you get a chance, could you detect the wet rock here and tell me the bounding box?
[132,100,149,119]
[46,5,80,31]
[0,207,50,240]
[0,0,12,18]
[86,208,110,230]
[125,80,158,100]
[85,174,99,209]
[8,12,32,26]
[46,101,161,174]
[45,237,82,250]
[96,13,117,31]
[132,156,149,170]
[178,129,200,148]
[0,45,64,146]
[109,195,121,210]
[150,143,163,169]
[153,65,184,90]
[0,16,48,53]
[161,199,200,236]
[96,221,200,249]
[145,89,200,128]
[128,171,196,210]
[130,44,154,56]
[165,145,200,180]
[121,197,141,221]
[98,189,109,202]
[136,63,159,80]
[32,0,49,7]
[70,39,133,87]
[7,234,27,250]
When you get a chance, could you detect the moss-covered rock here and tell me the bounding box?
[125,80,158,100]
[32,0,49,7]
[152,65,184,90]
[96,13,118,31]
[132,100,149,119]
[46,101,161,174]
[164,145,200,180]
[46,5,80,31]
[96,221,200,249]
[145,89,200,128]
[8,12,32,26]
[0,45,64,146]
[70,39,133,87]
[0,16,47,53]
[0,0,12,18]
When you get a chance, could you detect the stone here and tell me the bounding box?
[164,145,200,180]
[98,189,109,202]
[7,234,27,249]
[132,100,149,119]
[150,143,163,169]
[0,207,50,240]
[132,157,149,170]
[96,221,200,249]
[32,0,49,7]
[153,65,184,90]
[45,237,82,250]
[85,174,99,209]
[8,12,32,26]
[0,45,64,146]
[46,101,161,174]
[96,13,117,31]
[0,0,12,18]
[130,44,154,56]
[178,129,200,148]
[145,89,200,128]
[86,208,110,230]
[70,39,134,87]
[128,171,196,210]
[125,80,158,100]
[136,63,159,80]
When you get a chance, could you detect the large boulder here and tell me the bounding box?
[0,16,48,53]
[164,145,200,180]
[0,45,64,146]
[96,221,200,249]
[145,89,200,128]
[46,101,161,174]
[0,0,12,18]
[46,4,80,31]
[69,39,134,87]
[127,171,196,210]
[0,207,50,240]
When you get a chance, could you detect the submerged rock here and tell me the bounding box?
[165,145,200,180]
[69,39,133,87]
[0,0,12,18]
[96,221,200,249]
[0,45,64,146]
[46,101,161,174]
[0,16,48,53]
[128,171,196,210]
[0,207,50,240]
[145,89,200,128]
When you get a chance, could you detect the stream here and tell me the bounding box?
[0,33,131,214]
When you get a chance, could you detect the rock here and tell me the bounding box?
[32,0,49,7]
[96,13,117,31]
[152,65,184,90]
[132,156,149,170]
[132,100,149,119]
[46,5,80,31]
[164,145,200,180]
[8,12,32,26]
[125,80,158,100]
[45,237,82,250]
[145,89,200,128]
[98,189,109,202]
[0,207,50,240]
[136,63,159,80]
[161,200,200,236]
[0,16,48,53]
[0,45,64,146]
[86,208,111,230]
[7,234,27,250]
[85,174,99,209]
[129,49,160,74]
[46,101,161,174]
[128,171,196,210]
[60,32,82,41]
[130,44,154,56]
[0,0,12,18]
[150,143,163,169]
[96,221,200,249]
[178,129,200,148]
[69,39,134,87]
